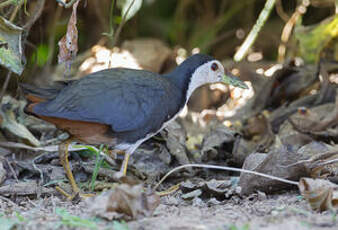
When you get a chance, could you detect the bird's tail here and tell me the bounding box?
[20,82,68,115]
[20,82,68,102]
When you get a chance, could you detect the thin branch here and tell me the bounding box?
[9,0,24,22]
[234,0,276,62]
[154,163,299,191]
[109,0,116,34]
[277,0,309,62]
[0,0,13,9]
[0,195,18,207]
[23,0,45,32]
[275,0,289,22]
[4,158,19,183]
[112,0,136,46]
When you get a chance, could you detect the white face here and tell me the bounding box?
[185,60,225,101]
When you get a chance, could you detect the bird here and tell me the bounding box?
[22,53,248,197]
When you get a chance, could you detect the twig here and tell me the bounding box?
[277,0,309,62]
[275,0,289,22]
[0,195,18,207]
[33,154,45,185]
[234,0,276,62]
[4,158,19,183]
[0,71,12,103]
[9,0,24,22]
[0,141,87,152]
[0,0,13,9]
[23,0,45,32]
[154,163,299,191]
[315,158,338,168]
[112,0,136,46]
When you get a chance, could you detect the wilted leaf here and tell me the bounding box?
[295,15,338,63]
[118,0,143,22]
[299,178,338,212]
[0,16,24,75]
[201,124,236,161]
[87,184,160,220]
[58,0,79,67]
[238,146,306,195]
[162,121,190,166]
[180,179,236,201]
[0,96,40,146]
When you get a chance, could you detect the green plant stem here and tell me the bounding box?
[112,0,136,46]
[234,0,276,62]
[90,144,104,191]
[109,0,116,34]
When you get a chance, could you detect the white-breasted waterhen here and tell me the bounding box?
[22,54,248,197]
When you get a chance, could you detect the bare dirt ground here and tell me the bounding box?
[0,190,336,230]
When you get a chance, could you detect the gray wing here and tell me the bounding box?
[33,69,177,132]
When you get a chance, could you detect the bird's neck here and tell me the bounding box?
[163,65,194,104]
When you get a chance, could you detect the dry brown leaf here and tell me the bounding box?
[162,121,190,166]
[238,146,306,195]
[0,96,40,146]
[58,0,79,67]
[243,112,274,152]
[200,124,235,162]
[180,179,236,201]
[87,184,160,220]
[299,177,338,212]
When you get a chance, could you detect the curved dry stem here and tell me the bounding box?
[154,163,299,191]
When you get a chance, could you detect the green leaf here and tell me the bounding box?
[56,208,98,229]
[14,212,25,222]
[118,0,143,22]
[30,44,49,67]
[0,16,24,75]
[295,15,338,63]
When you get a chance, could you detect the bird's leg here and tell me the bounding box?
[56,140,94,200]
[119,152,131,176]
[60,139,80,194]
[55,139,80,199]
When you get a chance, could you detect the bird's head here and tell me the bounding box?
[203,60,248,89]
[183,54,248,100]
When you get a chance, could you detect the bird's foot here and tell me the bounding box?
[57,140,94,201]
[119,152,131,176]
[55,186,94,201]
[156,183,180,196]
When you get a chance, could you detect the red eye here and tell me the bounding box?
[211,63,218,71]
